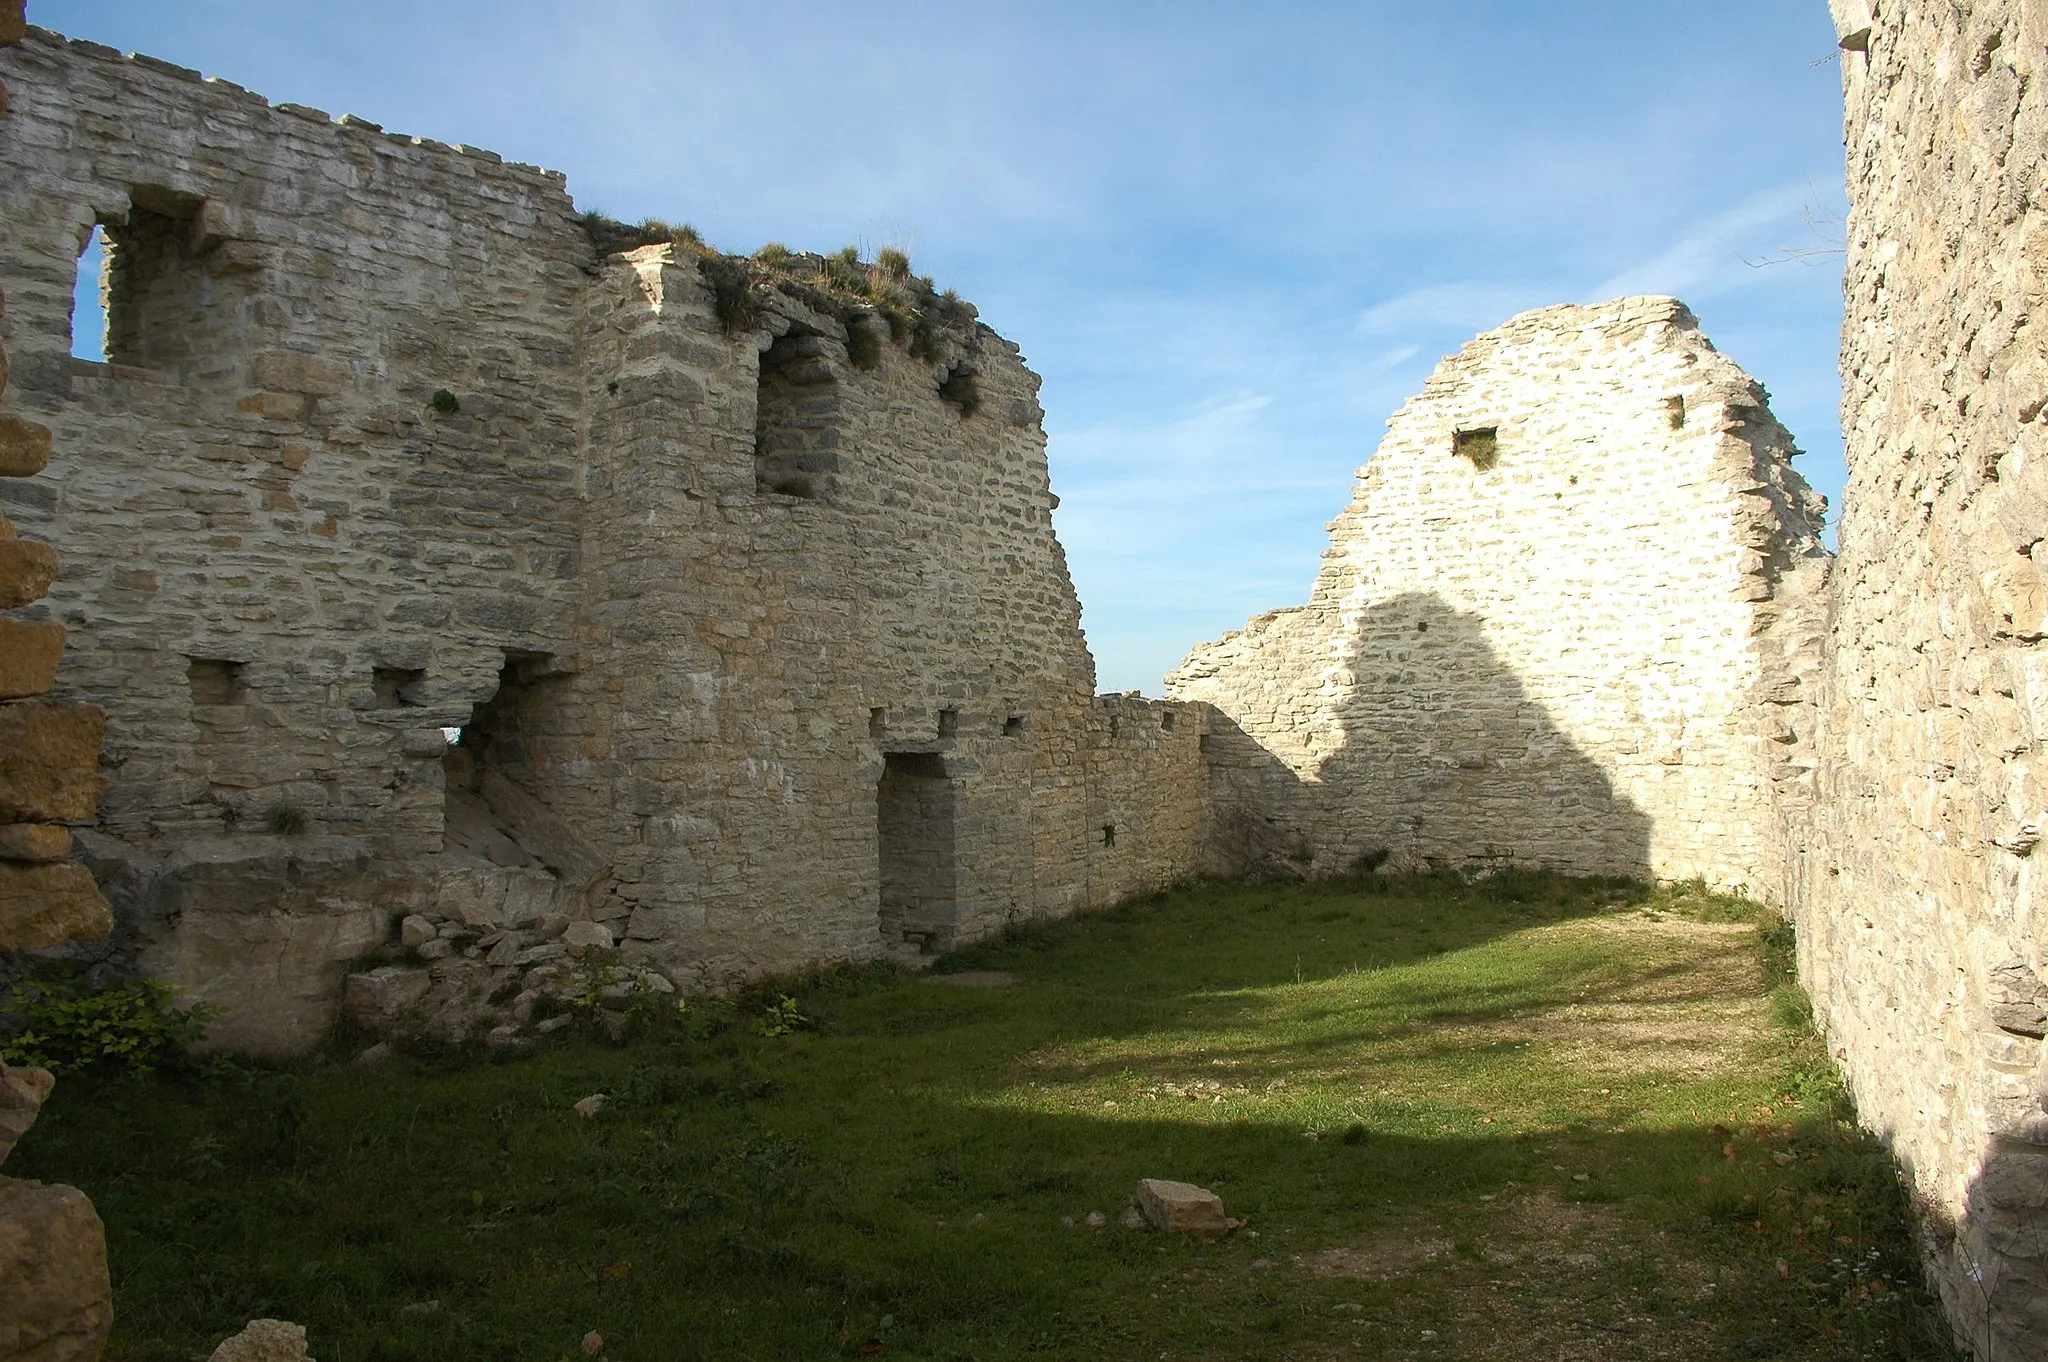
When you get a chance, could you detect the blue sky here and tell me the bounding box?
[43,1,1851,693]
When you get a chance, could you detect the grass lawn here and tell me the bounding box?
[10,873,1956,1361]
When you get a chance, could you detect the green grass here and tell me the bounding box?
[11,875,1954,1360]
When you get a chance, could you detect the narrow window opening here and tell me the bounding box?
[187,657,245,706]
[937,707,959,739]
[1665,395,1686,430]
[1453,426,1499,471]
[373,666,426,709]
[1198,734,1212,753]
[1101,823,1116,848]
[1108,715,1121,738]
[101,189,210,374]
[869,706,887,739]
[1160,711,1177,732]
[755,332,839,499]
[1004,714,1027,736]
[71,225,108,362]
[1416,620,1429,633]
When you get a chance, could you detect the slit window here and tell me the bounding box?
[869,707,887,739]
[374,666,426,708]
[187,658,244,706]
[937,708,959,739]
[1101,823,1116,848]
[1453,426,1499,470]
[71,225,107,362]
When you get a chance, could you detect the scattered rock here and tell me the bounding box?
[342,965,431,1032]
[485,1025,525,1049]
[207,1318,312,1361]
[354,1042,395,1066]
[562,921,613,957]
[417,939,455,961]
[580,1332,604,1357]
[1119,1206,1146,1229]
[1084,1210,1107,1229]
[0,1061,54,1164]
[535,1015,573,1034]
[399,914,437,949]
[1133,1178,1240,1237]
[574,1093,606,1118]
[0,1176,113,1360]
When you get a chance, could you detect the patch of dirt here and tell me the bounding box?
[924,970,1019,988]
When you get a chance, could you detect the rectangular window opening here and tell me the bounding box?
[755,332,839,499]
[869,706,887,739]
[1665,395,1687,430]
[1101,823,1116,848]
[99,188,211,374]
[187,657,245,706]
[1453,426,1499,471]
[374,666,426,708]
[1004,714,1027,736]
[937,707,959,739]
[1160,711,1177,732]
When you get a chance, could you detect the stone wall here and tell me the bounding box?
[0,27,1213,1054]
[1169,298,1831,896]
[1794,2,2048,1354]
[0,5,115,1357]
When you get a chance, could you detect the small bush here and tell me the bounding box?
[699,257,759,336]
[429,389,460,416]
[876,246,911,278]
[1,978,215,1076]
[750,994,810,1038]
[753,242,794,267]
[264,804,309,835]
[936,366,981,417]
[908,313,946,365]
[845,319,883,370]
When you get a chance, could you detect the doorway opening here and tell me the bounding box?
[878,751,957,954]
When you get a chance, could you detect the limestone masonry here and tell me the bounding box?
[1169,298,1831,896]
[1793,1,2048,1354]
[1,5,2046,1358]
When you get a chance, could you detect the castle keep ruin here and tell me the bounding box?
[2,2,2047,1355]
[0,26,1205,1054]
[1170,298,1832,896]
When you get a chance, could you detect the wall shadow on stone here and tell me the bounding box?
[1206,592,1655,885]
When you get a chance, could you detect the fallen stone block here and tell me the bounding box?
[0,698,110,823]
[0,823,73,862]
[208,1318,313,1361]
[0,413,52,477]
[399,913,436,949]
[0,618,63,699]
[562,920,613,957]
[342,965,431,1032]
[0,1061,54,1164]
[0,535,58,609]
[0,1175,114,1362]
[0,859,112,951]
[1134,1178,1239,1237]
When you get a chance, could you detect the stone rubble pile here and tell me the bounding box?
[343,895,679,1049]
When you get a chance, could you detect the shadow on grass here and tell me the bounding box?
[8,875,1957,1362]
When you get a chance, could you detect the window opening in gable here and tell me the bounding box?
[1453,426,1499,471]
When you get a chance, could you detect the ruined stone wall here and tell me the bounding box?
[1795,2,2048,1353]
[1170,298,1831,894]
[0,6,116,1357]
[0,27,1213,1051]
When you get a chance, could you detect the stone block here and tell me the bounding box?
[208,1318,313,1362]
[0,1062,54,1165]
[0,1176,113,1362]
[0,699,109,823]
[250,352,349,396]
[342,965,431,1032]
[0,536,57,608]
[0,617,64,699]
[0,824,72,862]
[562,920,613,957]
[0,860,112,951]
[0,413,51,477]
[1133,1178,1234,1236]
